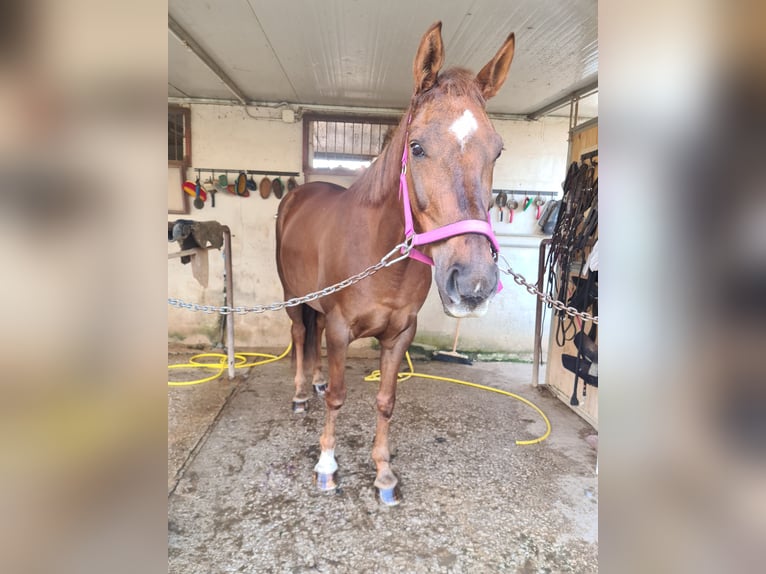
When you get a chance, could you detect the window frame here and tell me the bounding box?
[302,112,400,177]
[168,105,191,214]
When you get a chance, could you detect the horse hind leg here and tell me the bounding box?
[311,313,327,395]
[286,305,311,413]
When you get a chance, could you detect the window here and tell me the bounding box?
[168,106,190,166]
[302,114,399,176]
[168,106,191,213]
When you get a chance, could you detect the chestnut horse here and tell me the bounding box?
[276,22,515,505]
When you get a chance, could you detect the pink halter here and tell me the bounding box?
[398,129,501,266]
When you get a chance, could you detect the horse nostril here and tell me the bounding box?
[446,266,461,304]
[443,262,498,305]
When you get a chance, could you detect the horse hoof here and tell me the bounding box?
[313,471,338,492]
[292,400,308,414]
[313,383,327,396]
[377,485,402,506]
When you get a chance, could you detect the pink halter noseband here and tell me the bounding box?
[398,123,501,266]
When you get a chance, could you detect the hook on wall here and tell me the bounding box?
[580,149,598,165]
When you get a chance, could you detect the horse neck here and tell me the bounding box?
[348,113,410,239]
[350,113,408,209]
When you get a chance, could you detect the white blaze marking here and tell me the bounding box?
[449,109,478,150]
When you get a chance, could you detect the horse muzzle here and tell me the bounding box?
[434,242,499,318]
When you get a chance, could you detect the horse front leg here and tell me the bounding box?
[372,321,417,506]
[313,322,349,492]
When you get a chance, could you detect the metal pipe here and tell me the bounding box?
[532,238,552,387]
[222,226,236,379]
[492,189,559,198]
[526,81,598,121]
[571,116,599,135]
[166,96,531,122]
[568,95,575,131]
[194,167,299,177]
[168,16,249,105]
[573,97,580,129]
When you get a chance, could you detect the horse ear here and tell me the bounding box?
[413,21,444,95]
[476,33,515,100]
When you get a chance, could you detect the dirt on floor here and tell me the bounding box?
[168,350,598,573]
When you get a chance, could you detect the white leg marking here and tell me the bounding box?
[449,110,478,150]
[314,449,338,474]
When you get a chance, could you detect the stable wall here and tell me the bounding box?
[168,103,569,356]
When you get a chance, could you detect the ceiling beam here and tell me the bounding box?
[168,82,191,98]
[526,81,598,121]
[168,14,248,105]
[167,96,531,122]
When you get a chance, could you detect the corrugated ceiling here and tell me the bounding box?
[168,0,597,117]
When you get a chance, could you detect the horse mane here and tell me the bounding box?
[350,68,485,206]
[349,113,407,206]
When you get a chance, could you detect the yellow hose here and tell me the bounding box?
[169,345,550,445]
[168,343,292,387]
[363,352,551,445]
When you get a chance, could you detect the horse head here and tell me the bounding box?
[404,22,515,318]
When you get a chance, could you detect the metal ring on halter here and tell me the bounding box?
[380,239,413,267]
[385,236,413,264]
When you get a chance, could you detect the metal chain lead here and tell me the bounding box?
[168,240,414,315]
[496,255,599,324]
[169,240,597,324]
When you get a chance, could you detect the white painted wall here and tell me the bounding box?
[168,103,569,357]
[168,104,301,350]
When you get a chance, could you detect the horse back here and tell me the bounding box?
[276,181,352,299]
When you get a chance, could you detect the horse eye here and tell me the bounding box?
[410,142,425,157]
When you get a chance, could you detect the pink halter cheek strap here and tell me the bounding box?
[398,140,501,267]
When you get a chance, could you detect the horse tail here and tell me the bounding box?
[301,304,318,368]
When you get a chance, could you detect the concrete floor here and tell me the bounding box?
[168,350,598,573]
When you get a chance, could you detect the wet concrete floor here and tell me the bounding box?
[168,350,598,573]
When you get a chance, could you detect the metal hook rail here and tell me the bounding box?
[194,167,300,177]
[492,189,559,198]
